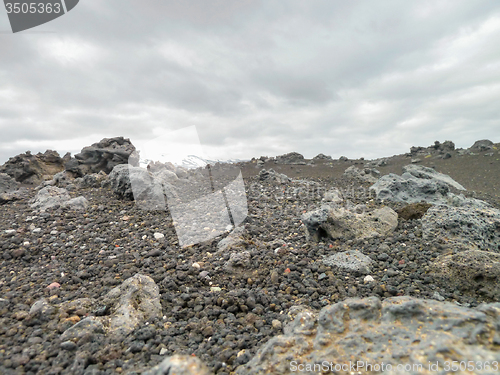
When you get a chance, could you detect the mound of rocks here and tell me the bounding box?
[258,169,291,184]
[0,150,68,184]
[409,140,455,158]
[301,205,398,242]
[312,153,332,160]
[275,152,306,165]
[343,165,379,183]
[65,137,137,177]
[469,139,494,152]
[235,296,500,375]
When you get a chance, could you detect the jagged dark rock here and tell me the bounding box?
[0,150,67,184]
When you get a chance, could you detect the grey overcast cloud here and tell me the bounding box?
[1,0,500,165]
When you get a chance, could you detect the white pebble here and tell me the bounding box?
[364,275,375,283]
[50,230,58,235]
[192,262,201,269]
[154,232,164,240]
[33,228,41,233]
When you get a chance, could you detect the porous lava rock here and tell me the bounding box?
[397,202,432,220]
[343,165,379,183]
[422,202,500,251]
[142,354,211,375]
[64,137,137,177]
[302,205,398,242]
[235,296,500,375]
[0,150,67,184]
[429,250,500,301]
[402,164,465,191]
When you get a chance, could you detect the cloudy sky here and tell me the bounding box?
[1,0,500,165]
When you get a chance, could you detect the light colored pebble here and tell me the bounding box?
[364,275,375,283]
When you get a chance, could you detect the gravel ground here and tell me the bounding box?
[0,146,499,374]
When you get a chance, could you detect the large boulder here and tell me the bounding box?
[370,171,452,204]
[275,152,306,165]
[235,296,500,375]
[429,250,500,301]
[422,202,500,251]
[0,150,67,184]
[402,164,465,191]
[0,173,20,193]
[469,139,494,152]
[259,168,291,183]
[302,205,398,242]
[64,137,137,177]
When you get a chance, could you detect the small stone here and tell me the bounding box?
[210,286,221,292]
[154,232,165,240]
[364,275,375,283]
[270,270,279,284]
[60,340,77,350]
[47,282,61,289]
[192,262,201,269]
[271,320,282,330]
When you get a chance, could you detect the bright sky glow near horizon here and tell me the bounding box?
[1,1,500,165]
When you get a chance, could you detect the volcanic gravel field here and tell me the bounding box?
[1,144,500,374]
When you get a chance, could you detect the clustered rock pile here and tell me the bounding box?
[0,138,499,375]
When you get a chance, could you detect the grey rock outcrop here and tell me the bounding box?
[275,152,306,165]
[422,202,500,251]
[343,165,379,183]
[429,250,500,301]
[323,250,372,275]
[302,205,398,242]
[0,150,67,184]
[370,171,451,204]
[402,164,465,191]
[0,173,20,193]
[470,139,494,152]
[235,296,500,375]
[0,188,30,205]
[312,153,332,160]
[30,186,71,211]
[64,137,137,177]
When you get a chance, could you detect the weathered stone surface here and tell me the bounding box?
[429,250,500,301]
[370,172,451,204]
[343,165,379,183]
[397,202,432,220]
[323,250,372,275]
[60,316,105,342]
[30,186,71,211]
[275,152,306,165]
[64,137,137,177]
[0,150,67,184]
[402,164,465,191]
[142,354,211,375]
[217,225,246,253]
[61,196,89,210]
[322,187,343,204]
[97,274,162,338]
[470,139,494,152]
[0,173,20,193]
[312,153,332,160]
[0,187,29,205]
[302,205,398,242]
[422,202,500,251]
[235,296,500,375]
